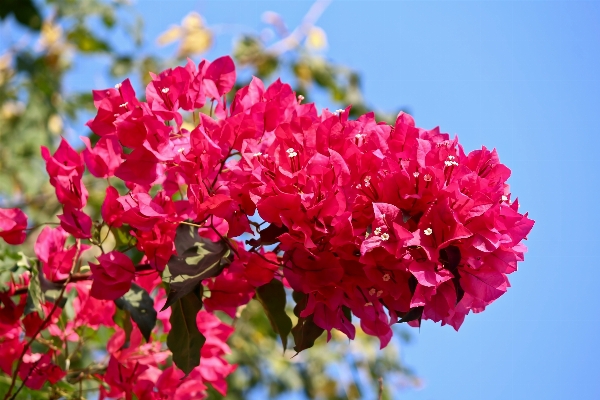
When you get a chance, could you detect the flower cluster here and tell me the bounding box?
[0,55,533,396]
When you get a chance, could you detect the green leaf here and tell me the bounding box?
[396,306,424,324]
[162,225,230,310]
[0,250,32,290]
[255,279,293,351]
[246,223,288,247]
[67,26,111,53]
[24,265,44,317]
[291,291,324,354]
[114,283,157,342]
[167,291,205,375]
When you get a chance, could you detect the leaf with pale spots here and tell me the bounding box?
[114,283,157,342]
[162,224,230,310]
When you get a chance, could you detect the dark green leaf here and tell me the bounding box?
[397,307,424,324]
[114,283,157,342]
[162,225,230,310]
[291,291,324,354]
[167,291,205,375]
[291,315,325,355]
[246,223,288,247]
[255,279,292,351]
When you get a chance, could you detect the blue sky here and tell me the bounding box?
[130,2,600,398]
[5,0,600,398]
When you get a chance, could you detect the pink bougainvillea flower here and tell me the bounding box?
[41,138,88,209]
[115,147,160,186]
[81,135,122,178]
[34,226,87,281]
[18,352,65,390]
[101,186,124,228]
[0,207,27,245]
[89,251,136,300]
[57,204,92,239]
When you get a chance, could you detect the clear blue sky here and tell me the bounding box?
[9,0,600,398]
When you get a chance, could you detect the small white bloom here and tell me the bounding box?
[424,227,433,236]
[254,152,262,157]
[298,95,304,102]
[364,302,373,307]
[161,87,170,93]
[374,227,382,236]
[119,102,128,108]
[382,273,391,282]
[423,174,432,182]
[381,233,390,241]
[369,288,376,296]
[376,290,383,297]
[501,195,508,201]
[413,172,420,178]
[114,83,122,89]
